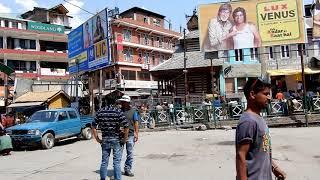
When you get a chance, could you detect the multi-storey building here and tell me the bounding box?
[91,7,181,97]
[0,4,71,111]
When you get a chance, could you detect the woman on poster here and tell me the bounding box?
[93,15,105,43]
[225,7,261,49]
[84,22,92,48]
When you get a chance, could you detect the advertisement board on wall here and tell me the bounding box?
[68,8,110,74]
[313,0,320,39]
[198,0,305,52]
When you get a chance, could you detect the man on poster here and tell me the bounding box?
[207,3,233,51]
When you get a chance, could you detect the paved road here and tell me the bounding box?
[1,127,320,180]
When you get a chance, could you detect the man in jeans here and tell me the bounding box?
[118,95,139,177]
[236,78,286,180]
[92,100,129,180]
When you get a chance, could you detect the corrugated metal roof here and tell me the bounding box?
[14,90,66,103]
[7,102,43,108]
[150,51,223,72]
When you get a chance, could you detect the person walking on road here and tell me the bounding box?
[118,95,139,177]
[236,78,286,180]
[92,99,129,180]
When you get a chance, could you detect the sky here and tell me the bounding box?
[0,0,229,31]
[0,0,315,32]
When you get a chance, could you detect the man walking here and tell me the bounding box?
[118,95,139,177]
[236,78,286,180]
[92,100,129,180]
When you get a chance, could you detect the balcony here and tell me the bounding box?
[0,49,67,62]
[121,41,174,54]
[119,80,157,89]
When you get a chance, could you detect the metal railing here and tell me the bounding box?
[137,96,320,128]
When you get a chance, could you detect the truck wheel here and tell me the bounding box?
[81,127,92,140]
[41,133,55,149]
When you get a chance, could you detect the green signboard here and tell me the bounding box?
[28,21,65,34]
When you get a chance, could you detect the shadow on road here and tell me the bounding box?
[94,169,115,178]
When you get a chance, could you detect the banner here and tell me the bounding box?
[68,8,110,74]
[198,0,305,52]
[313,0,320,39]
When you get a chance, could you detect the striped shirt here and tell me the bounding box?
[92,106,128,138]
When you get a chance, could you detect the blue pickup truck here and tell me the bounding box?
[6,108,94,149]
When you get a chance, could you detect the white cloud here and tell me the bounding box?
[0,3,12,13]
[15,0,38,11]
[63,0,85,28]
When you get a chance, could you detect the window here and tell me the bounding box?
[153,18,161,26]
[12,22,18,29]
[123,29,132,42]
[168,40,172,49]
[297,44,307,57]
[7,60,26,71]
[152,54,155,65]
[138,51,143,63]
[58,111,68,121]
[30,40,36,49]
[159,54,165,63]
[4,20,8,27]
[68,111,77,119]
[19,39,26,49]
[123,48,133,62]
[122,70,136,80]
[0,37,3,49]
[268,47,274,59]
[235,49,244,61]
[29,61,36,71]
[138,71,150,81]
[143,17,148,23]
[250,48,258,61]
[281,45,290,58]
[144,52,149,64]
[150,37,154,46]
[143,34,149,45]
[158,37,163,48]
[237,78,246,92]
[138,34,141,44]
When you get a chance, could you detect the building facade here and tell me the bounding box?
[0,4,71,111]
[90,7,181,98]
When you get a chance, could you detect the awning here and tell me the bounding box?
[7,102,44,108]
[267,68,320,76]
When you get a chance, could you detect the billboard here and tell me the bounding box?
[68,8,110,74]
[199,0,305,52]
[313,0,320,39]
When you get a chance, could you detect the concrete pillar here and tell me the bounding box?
[36,39,40,51]
[219,70,225,96]
[0,20,4,27]
[8,21,12,28]
[18,23,22,29]
[2,35,7,49]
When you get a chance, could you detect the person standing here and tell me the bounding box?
[118,95,139,177]
[236,78,286,180]
[92,100,129,180]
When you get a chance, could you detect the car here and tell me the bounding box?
[6,108,93,149]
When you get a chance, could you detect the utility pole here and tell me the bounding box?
[183,28,188,106]
[299,44,308,127]
[75,59,79,110]
[99,69,103,109]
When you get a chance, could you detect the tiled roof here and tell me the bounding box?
[14,90,68,103]
[150,50,223,72]
[113,18,181,37]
